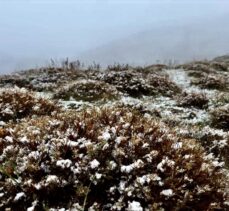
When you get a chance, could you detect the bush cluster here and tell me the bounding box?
[191,75,229,91]
[53,80,119,102]
[210,104,229,130]
[177,92,209,109]
[0,108,228,210]
[0,88,59,122]
[97,71,181,97]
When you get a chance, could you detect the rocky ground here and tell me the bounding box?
[0,57,229,210]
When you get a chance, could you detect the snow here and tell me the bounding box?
[4,136,13,143]
[157,157,175,172]
[0,121,6,126]
[121,165,133,173]
[99,131,111,141]
[172,142,183,149]
[34,183,42,190]
[137,175,149,185]
[46,175,59,184]
[109,161,117,170]
[90,159,100,169]
[127,201,143,211]
[212,161,224,167]
[95,173,102,179]
[19,136,29,144]
[56,159,72,169]
[2,107,14,115]
[28,151,40,160]
[160,189,173,197]
[14,192,25,201]
[27,200,38,211]
[121,159,144,173]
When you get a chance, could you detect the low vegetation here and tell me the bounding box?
[210,104,229,130]
[0,108,228,210]
[0,56,228,210]
[177,92,209,109]
[53,80,119,102]
[0,88,59,122]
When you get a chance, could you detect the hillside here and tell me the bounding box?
[0,57,228,210]
[79,18,229,66]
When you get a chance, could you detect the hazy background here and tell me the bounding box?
[0,0,229,73]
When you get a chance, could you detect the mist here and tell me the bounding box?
[0,0,229,73]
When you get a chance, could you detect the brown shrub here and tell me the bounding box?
[210,62,228,72]
[178,61,211,73]
[0,88,59,122]
[177,92,209,109]
[210,105,229,130]
[191,75,229,91]
[98,71,181,97]
[0,107,227,210]
[53,80,119,102]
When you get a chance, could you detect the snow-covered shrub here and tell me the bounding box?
[178,61,211,73]
[30,68,86,92]
[148,74,181,96]
[187,70,206,78]
[210,104,229,130]
[210,62,228,72]
[192,75,229,91]
[97,71,181,97]
[174,125,229,168]
[0,75,31,89]
[177,92,209,109]
[0,107,228,210]
[0,88,59,122]
[53,80,119,102]
[213,93,229,106]
[196,126,229,167]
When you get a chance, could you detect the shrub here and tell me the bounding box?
[187,71,206,78]
[98,71,181,97]
[30,69,86,92]
[53,80,119,102]
[0,107,227,210]
[196,127,229,167]
[177,92,209,109]
[210,62,228,72]
[0,75,32,89]
[178,61,211,73]
[191,75,229,91]
[174,125,229,168]
[210,104,229,130]
[0,88,59,122]
[212,93,229,106]
[148,75,181,97]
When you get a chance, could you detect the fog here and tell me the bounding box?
[0,0,229,73]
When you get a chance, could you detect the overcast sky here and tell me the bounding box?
[0,0,229,73]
